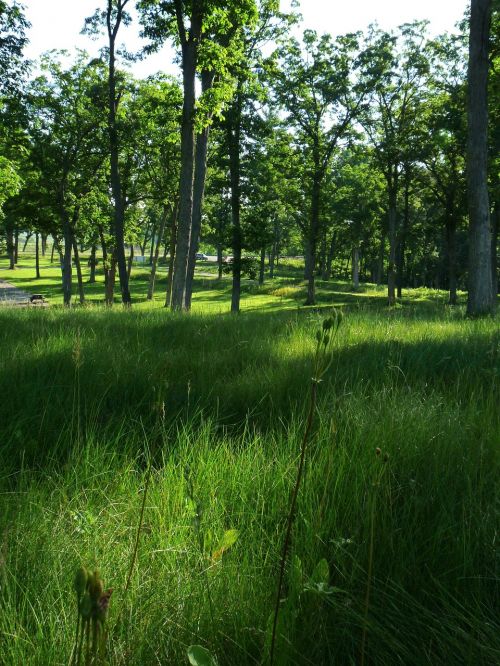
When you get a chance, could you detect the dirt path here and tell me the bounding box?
[0,279,32,306]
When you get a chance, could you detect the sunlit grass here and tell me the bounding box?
[0,253,498,665]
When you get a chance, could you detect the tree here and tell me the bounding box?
[139,0,258,310]
[26,53,108,305]
[362,23,431,305]
[421,34,467,304]
[466,0,494,315]
[0,0,30,96]
[273,30,374,305]
[84,0,134,305]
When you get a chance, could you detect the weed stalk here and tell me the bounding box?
[269,311,341,665]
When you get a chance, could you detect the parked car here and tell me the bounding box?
[195,252,208,260]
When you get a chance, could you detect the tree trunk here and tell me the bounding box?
[387,185,398,305]
[89,245,97,283]
[446,215,458,305]
[259,246,265,285]
[107,7,131,306]
[14,230,19,263]
[323,232,336,280]
[51,241,56,264]
[217,243,223,280]
[6,225,15,269]
[35,232,41,279]
[269,246,275,279]
[98,226,108,285]
[62,214,73,307]
[466,0,494,316]
[127,244,134,280]
[319,231,327,278]
[148,205,169,300]
[72,235,85,304]
[491,203,498,299]
[171,40,198,310]
[41,233,47,257]
[148,224,156,266]
[376,232,385,285]
[228,84,243,314]
[185,72,215,310]
[165,204,178,308]
[396,171,410,299]
[140,228,148,258]
[305,168,321,305]
[304,238,313,282]
[22,232,32,253]
[54,235,64,276]
[105,252,116,306]
[352,246,359,290]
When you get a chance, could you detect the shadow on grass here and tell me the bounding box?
[0,304,497,469]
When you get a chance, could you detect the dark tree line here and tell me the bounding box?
[0,0,497,315]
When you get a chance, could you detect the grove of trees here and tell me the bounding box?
[0,0,498,315]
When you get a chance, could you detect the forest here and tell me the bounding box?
[0,1,498,665]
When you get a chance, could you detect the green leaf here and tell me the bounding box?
[211,528,239,562]
[187,645,218,666]
[310,558,329,586]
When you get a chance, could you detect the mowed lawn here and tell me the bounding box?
[0,252,498,665]
[0,245,468,313]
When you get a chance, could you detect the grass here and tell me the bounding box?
[0,248,499,665]
[0,244,470,313]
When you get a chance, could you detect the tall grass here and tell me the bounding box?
[0,303,498,664]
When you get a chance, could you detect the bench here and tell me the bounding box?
[30,294,45,303]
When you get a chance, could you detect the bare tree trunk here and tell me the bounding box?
[323,232,336,280]
[397,171,410,299]
[148,223,156,266]
[35,232,41,279]
[319,231,327,278]
[217,243,223,280]
[105,252,116,306]
[466,0,494,316]
[376,232,385,285]
[165,205,178,308]
[492,203,498,299]
[22,232,32,253]
[89,245,97,283]
[54,235,64,277]
[72,235,85,304]
[387,186,398,304]
[127,244,134,280]
[6,225,15,270]
[98,227,108,285]
[446,215,458,305]
[352,246,359,290]
[148,205,169,300]
[140,228,148,258]
[107,1,131,306]
[171,38,198,310]
[62,215,73,307]
[227,84,243,314]
[259,245,265,285]
[185,73,215,310]
[305,167,321,305]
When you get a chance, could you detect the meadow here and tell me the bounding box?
[0,251,499,665]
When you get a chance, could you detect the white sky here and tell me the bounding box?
[23,0,469,78]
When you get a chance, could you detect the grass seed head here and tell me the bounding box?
[74,566,88,599]
[89,570,103,602]
[80,591,92,619]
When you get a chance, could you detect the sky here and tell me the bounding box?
[23,0,469,78]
